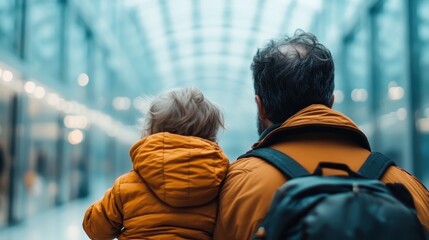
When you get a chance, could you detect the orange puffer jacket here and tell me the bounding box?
[214,104,429,240]
[83,132,229,240]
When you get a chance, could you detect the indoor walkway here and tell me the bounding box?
[0,196,98,240]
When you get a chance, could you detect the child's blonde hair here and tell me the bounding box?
[143,87,224,142]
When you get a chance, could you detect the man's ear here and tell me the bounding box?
[329,95,335,108]
[255,95,266,120]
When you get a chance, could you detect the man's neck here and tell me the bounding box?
[259,123,282,140]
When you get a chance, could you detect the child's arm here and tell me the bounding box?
[82,178,124,239]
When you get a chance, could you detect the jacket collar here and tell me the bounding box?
[253,104,371,150]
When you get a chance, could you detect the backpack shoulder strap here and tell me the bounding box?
[238,148,310,179]
[358,152,396,179]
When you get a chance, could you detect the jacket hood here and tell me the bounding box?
[130,132,229,208]
[254,104,371,150]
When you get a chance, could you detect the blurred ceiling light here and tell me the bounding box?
[2,70,13,82]
[24,81,36,94]
[34,86,46,99]
[64,115,88,129]
[417,118,429,133]
[78,73,89,87]
[47,93,60,106]
[68,129,84,145]
[351,88,368,102]
[0,67,2,78]
[333,90,344,104]
[113,97,131,110]
[388,86,404,100]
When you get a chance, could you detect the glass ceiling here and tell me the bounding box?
[123,0,323,158]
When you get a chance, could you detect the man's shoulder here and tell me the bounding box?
[383,165,429,230]
[215,155,288,240]
[229,155,276,173]
[383,165,428,190]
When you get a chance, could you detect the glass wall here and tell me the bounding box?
[0,84,16,227]
[13,97,61,221]
[0,0,143,227]
[370,0,411,169]
[91,46,110,111]
[26,0,62,79]
[62,128,89,201]
[416,0,429,184]
[343,24,372,135]
[66,12,92,98]
[0,0,24,54]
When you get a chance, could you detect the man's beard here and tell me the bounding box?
[257,116,267,135]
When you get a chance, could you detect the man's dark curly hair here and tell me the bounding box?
[251,30,335,123]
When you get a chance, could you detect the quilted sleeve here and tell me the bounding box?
[82,177,124,239]
[213,158,286,240]
[382,166,429,231]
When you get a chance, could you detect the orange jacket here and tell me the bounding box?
[214,104,429,240]
[83,132,229,240]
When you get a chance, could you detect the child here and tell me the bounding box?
[82,87,229,240]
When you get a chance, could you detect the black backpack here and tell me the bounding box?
[239,148,427,240]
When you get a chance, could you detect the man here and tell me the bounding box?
[213,30,429,240]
